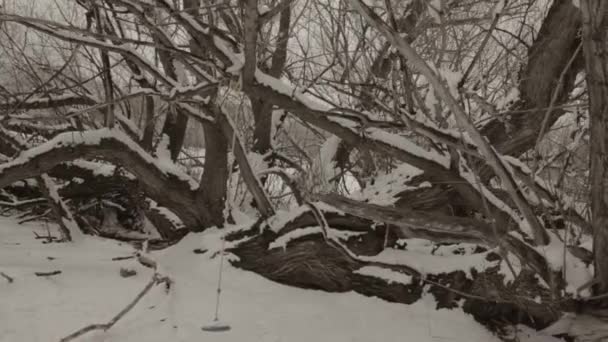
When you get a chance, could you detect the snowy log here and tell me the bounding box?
[228,223,560,328]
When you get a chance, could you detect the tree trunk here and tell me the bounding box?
[195,122,229,229]
[581,0,608,295]
[227,220,560,330]
[250,4,291,185]
[481,0,583,156]
[160,108,188,161]
[141,95,156,151]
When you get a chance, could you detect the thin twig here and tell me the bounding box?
[1,271,14,283]
[35,270,62,277]
[111,255,135,261]
[59,274,170,342]
[422,278,494,302]
[458,3,505,88]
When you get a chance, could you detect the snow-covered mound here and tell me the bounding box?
[0,218,503,342]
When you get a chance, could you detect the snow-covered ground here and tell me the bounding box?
[1,217,545,342]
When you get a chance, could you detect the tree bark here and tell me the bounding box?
[195,122,229,229]
[228,220,560,329]
[141,95,156,151]
[481,0,583,156]
[581,0,608,295]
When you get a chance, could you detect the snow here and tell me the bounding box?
[501,155,553,196]
[366,128,451,168]
[116,112,142,138]
[268,226,365,250]
[146,199,185,230]
[254,70,333,112]
[214,36,244,74]
[269,226,321,250]
[534,231,593,296]
[352,162,426,205]
[513,324,565,342]
[317,135,340,182]
[425,87,439,116]
[258,4,270,15]
[246,151,269,175]
[496,87,520,110]
[69,160,121,178]
[457,157,524,226]
[270,108,284,144]
[155,134,172,161]
[364,248,496,279]
[354,266,413,285]
[428,0,442,23]
[0,217,503,342]
[266,202,345,233]
[0,219,498,342]
[173,60,188,86]
[439,68,462,100]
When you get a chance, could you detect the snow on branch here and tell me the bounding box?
[5,119,74,137]
[318,193,555,283]
[0,128,212,228]
[319,193,492,245]
[268,225,365,250]
[352,164,428,205]
[0,128,197,190]
[354,266,413,285]
[348,0,549,245]
[0,92,97,111]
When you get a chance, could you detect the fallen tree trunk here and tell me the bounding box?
[227,224,562,330]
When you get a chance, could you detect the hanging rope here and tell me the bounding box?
[208,112,238,326]
[212,234,227,322]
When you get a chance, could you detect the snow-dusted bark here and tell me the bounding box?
[0,128,213,229]
[318,193,553,283]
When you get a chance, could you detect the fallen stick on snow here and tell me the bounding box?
[35,270,62,277]
[59,273,171,342]
[1,271,14,283]
[111,255,135,261]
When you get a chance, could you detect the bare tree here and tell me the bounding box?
[0,0,605,335]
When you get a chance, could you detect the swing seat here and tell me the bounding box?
[202,320,231,332]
